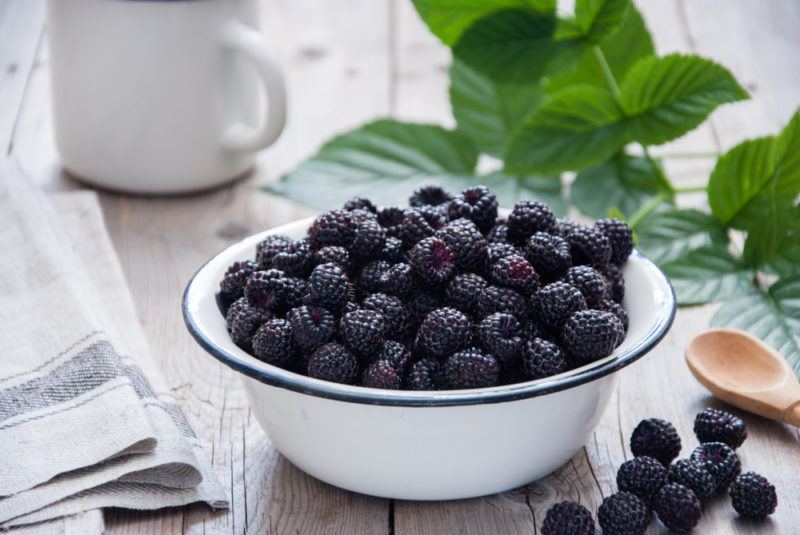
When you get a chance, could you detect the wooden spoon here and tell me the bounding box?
[685,328,800,427]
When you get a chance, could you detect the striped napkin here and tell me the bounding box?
[0,162,227,530]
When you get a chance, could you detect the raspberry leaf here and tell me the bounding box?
[574,0,630,43]
[412,0,555,47]
[571,152,668,219]
[620,54,749,145]
[449,59,542,158]
[711,276,800,376]
[661,245,753,305]
[742,199,800,268]
[636,209,728,265]
[764,248,800,279]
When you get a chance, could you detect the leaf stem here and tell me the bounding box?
[628,191,672,229]
[592,45,622,104]
[641,145,675,193]
[674,185,708,193]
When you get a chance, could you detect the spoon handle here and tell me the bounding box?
[785,402,800,428]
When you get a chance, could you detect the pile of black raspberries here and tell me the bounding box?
[217,184,633,390]
[542,408,778,534]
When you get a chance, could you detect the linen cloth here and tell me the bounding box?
[0,163,227,530]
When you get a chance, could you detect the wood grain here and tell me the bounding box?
[3,0,799,533]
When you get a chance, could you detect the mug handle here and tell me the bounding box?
[219,20,287,152]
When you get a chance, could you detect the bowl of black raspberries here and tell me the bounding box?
[183,184,676,500]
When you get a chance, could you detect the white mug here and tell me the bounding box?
[46,0,286,194]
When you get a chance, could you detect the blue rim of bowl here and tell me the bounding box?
[183,248,675,407]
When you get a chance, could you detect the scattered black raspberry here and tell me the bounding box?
[602,299,629,333]
[595,218,634,266]
[381,237,405,263]
[490,254,539,295]
[566,226,612,267]
[522,338,568,380]
[308,209,357,249]
[562,310,622,365]
[409,184,453,207]
[416,307,472,358]
[288,305,335,352]
[355,260,391,297]
[376,340,413,375]
[375,206,406,238]
[654,483,701,533]
[400,207,447,247]
[604,263,625,303]
[220,260,260,302]
[444,348,500,389]
[350,219,387,261]
[312,246,351,272]
[476,285,527,320]
[244,269,286,311]
[272,239,311,277]
[669,459,716,502]
[540,501,595,535]
[362,359,402,389]
[507,200,557,243]
[617,456,668,505]
[631,418,682,467]
[563,265,609,308]
[730,472,777,518]
[478,313,524,366]
[446,273,488,315]
[694,408,747,449]
[409,358,442,390]
[532,282,587,333]
[435,219,488,271]
[597,492,649,535]
[487,222,510,244]
[342,196,377,213]
[307,263,350,310]
[406,289,443,326]
[524,232,571,281]
[447,185,498,232]
[255,234,293,269]
[379,262,414,297]
[484,242,519,273]
[690,442,741,493]
[307,343,359,384]
[409,237,456,286]
[252,319,294,367]
[226,297,271,349]
[362,293,409,339]
[283,277,308,310]
[340,309,385,356]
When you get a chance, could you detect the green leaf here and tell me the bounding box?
[268,120,479,209]
[742,199,800,267]
[449,59,543,158]
[575,0,630,43]
[571,152,666,219]
[452,9,581,84]
[712,276,800,376]
[620,54,749,145]
[505,85,625,174]
[765,248,800,278]
[708,111,800,227]
[661,245,752,305]
[547,4,655,91]
[479,172,565,215]
[636,209,728,264]
[411,0,555,47]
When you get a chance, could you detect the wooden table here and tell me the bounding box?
[3,1,799,532]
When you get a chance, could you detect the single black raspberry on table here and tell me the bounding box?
[563,265,609,308]
[490,254,539,295]
[562,310,623,365]
[340,309,385,356]
[540,501,595,535]
[669,459,716,501]
[376,206,406,238]
[400,207,447,247]
[362,293,409,339]
[312,246,351,272]
[272,239,311,277]
[478,313,524,366]
[447,185,498,232]
[630,418,682,467]
[566,226,612,267]
[446,272,488,314]
[252,319,294,367]
[616,456,668,505]
[409,358,442,390]
[476,285,527,320]
[595,218,634,265]
[597,492,649,535]
[416,307,472,358]
[409,237,456,286]
[730,472,777,518]
[690,442,741,493]
[379,262,414,297]
[288,305,335,352]
[694,408,747,449]
[308,209,357,249]
[654,483,701,533]
[531,281,587,333]
[342,196,377,213]
[435,219,488,271]
[444,348,500,389]
[255,234,293,269]
[521,338,567,380]
[226,297,271,348]
[307,263,350,310]
[307,343,359,384]
[409,184,453,207]
[220,260,260,301]
[524,231,571,281]
[362,359,402,389]
[507,200,557,243]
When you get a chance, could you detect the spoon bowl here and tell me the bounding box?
[685,328,800,427]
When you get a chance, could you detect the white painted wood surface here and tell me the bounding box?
[2,0,798,532]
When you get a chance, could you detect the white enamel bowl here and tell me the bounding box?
[183,216,675,500]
